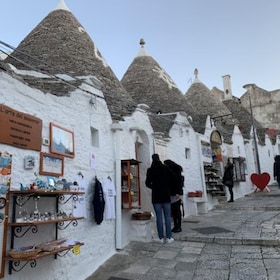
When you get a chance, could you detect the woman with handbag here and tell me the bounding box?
[164,160,184,233]
[223,159,234,202]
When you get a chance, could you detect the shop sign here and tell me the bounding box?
[201,141,212,158]
[210,130,222,145]
[0,105,42,151]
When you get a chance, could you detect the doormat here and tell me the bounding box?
[108,277,129,280]
[193,226,232,234]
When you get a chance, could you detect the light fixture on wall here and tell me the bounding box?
[89,95,96,106]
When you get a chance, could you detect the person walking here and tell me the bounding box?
[222,158,234,202]
[273,155,280,188]
[164,159,184,233]
[145,154,175,243]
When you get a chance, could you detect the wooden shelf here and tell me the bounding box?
[207,190,226,196]
[9,190,85,195]
[8,216,84,227]
[6,189,85,274]
[204,162,225,197]
[5,242,84,261]
[121,159,141,209]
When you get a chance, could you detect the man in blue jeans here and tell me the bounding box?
[145,154,175,243]
[273,155,280,188]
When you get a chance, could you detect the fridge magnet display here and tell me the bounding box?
[0,151,11,278]
[24,155,35,169]
[0,152,12,177]
[0,198,6,209]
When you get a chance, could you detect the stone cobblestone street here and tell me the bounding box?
[87,185,280,280]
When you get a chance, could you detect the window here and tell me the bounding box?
[185,148,190,159]
[91,127,99,147]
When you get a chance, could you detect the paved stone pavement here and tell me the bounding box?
[86,184,280,280]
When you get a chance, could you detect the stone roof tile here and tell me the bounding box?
[4,8,136,121]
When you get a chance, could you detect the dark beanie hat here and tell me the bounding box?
[152,154,160,161]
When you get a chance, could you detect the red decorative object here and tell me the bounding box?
[187,191,203,197]
[250,172,270,191]
[187,192,196,197]
[196,191,203,197]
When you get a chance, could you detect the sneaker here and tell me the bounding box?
[153,237,164,243]
[166,237,174,243]
[171,227,177,232]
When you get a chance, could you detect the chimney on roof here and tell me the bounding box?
[222,74,232,100]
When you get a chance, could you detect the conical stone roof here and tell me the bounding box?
[121,39,197,117]
[223,98,266,145]
[185,69,231,118]
[149,114,177,138]
[184,69,240,142]
[4,1,135,121]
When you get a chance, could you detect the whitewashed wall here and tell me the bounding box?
[166,113,204,217]
[224,125,252,200]
[117,107,155,246]
[1,68,278,279]
[0,71,118,280]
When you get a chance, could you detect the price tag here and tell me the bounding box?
[72,245,80,255]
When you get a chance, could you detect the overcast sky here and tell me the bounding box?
[1,0,280,97]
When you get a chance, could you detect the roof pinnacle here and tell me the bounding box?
[193,68,201,84]
[54,0,71,12]
[194,68,199,79]
[140,38,145,48]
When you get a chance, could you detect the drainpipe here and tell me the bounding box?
[197,133,207,201]
[111,122,123,250]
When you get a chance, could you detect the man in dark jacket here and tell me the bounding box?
[273,155,280,188]
[145,154,175,243]
[223,159,234,202]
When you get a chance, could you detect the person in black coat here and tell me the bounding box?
[164,159,184,233]
[222,159,234,202]
[273,155,280,188]
[145,154,175,243]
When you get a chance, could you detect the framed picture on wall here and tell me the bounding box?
[50,123,75,158]
[39,152,64,177]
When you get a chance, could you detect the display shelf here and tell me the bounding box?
[7,216,84,227]
[9,190,85,194]
[121,159,141,209]
[204,163,225,197]
[6,189,84,274]
[5,242,84,262]
[6,242,84,273]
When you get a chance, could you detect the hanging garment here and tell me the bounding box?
[102,177,116,220]
[92,177,105,225]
